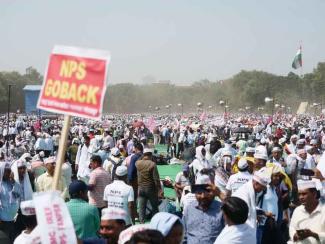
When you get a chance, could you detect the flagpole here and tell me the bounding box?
[300,43,303,78]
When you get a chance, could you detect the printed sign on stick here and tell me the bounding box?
[37,45,110,119]
[33,191,77,244]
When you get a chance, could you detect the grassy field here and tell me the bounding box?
[155,144,182,199]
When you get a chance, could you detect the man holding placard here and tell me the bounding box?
[34,45,111,244]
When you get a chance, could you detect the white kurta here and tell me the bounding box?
[233,180,257,229]
[75,144,91,180]
[289,202,325,244]
[214,223,256,244]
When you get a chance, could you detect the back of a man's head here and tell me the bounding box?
[134,143,143,153]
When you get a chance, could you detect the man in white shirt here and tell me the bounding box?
[13,200,38,244]
[214,196,255,244]
[226,158,253,196]
[103,129,115,150]
[289,179,325,244]
[103,165,135,225]
[234,168,270,230]
[174,164,191,200]
[75,136,92,183]
[269,147,286,169]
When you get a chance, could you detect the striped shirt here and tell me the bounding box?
[88,167,111,208]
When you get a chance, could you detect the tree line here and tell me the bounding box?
[1,63,325,114]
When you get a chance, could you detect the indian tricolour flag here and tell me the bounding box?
[292,46,302,69]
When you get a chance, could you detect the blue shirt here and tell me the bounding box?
[127,152,142,182]
[183,200,224,244]
[0,181,21,221]
[259,185,279,221]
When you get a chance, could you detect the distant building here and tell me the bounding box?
[23,85,42,113]
[152,80,171,85]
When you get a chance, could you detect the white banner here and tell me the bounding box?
[33,191,77,244]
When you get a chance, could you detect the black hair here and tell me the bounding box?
[200,168,215,182]
[115,219,126,226]
[221,197,248,225]
[91,155,102,164]
[309,188,321,199]
[143,152,153,158]
[22,215,37,229]
[170,219,183,231]
[129,229,164,244]
[70,192,82,199]
[134,143,143,152]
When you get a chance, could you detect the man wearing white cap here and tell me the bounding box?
[86,207,127,244]
[234,168,271,230]
[225,158,253,196]
[103,147,124,181]
[103,165,135,225]
[245,147,255,157]
[35,156,68,200]
[269,147,286,169]
[291,149,316,182]
[254,146,269,171]
[182,173,224,244]
[289,179,325,244]
[13,200,38,244]
[297,139,306,150]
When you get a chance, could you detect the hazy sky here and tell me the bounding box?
[1,0,325,84]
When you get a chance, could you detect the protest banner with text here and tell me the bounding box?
[37,45,110,119]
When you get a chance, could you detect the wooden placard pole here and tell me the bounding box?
[52,115,71,190]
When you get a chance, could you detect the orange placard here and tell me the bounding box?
[37,46,110,119]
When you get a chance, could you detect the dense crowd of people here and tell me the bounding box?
[0,112,325,244]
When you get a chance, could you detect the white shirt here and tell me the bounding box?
[191,158,211,176]
[178,133,185,143]
[103,156,125,175]
[214,223,256,244]
[61,162,72,187]
[175,172,190,186]
[14,226,41,244]
[103,180,134,225]
[226,171,253,194]
[233,180,257,229]
[104,135,115,149]
[180,193,197,212]
[289,202,325,244]
[14,230,32,244]
[52,134,60,146]
[75,144,91,179]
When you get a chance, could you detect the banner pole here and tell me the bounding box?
[52,115,71,190]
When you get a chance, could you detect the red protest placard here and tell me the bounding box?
[37,46,110,119]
